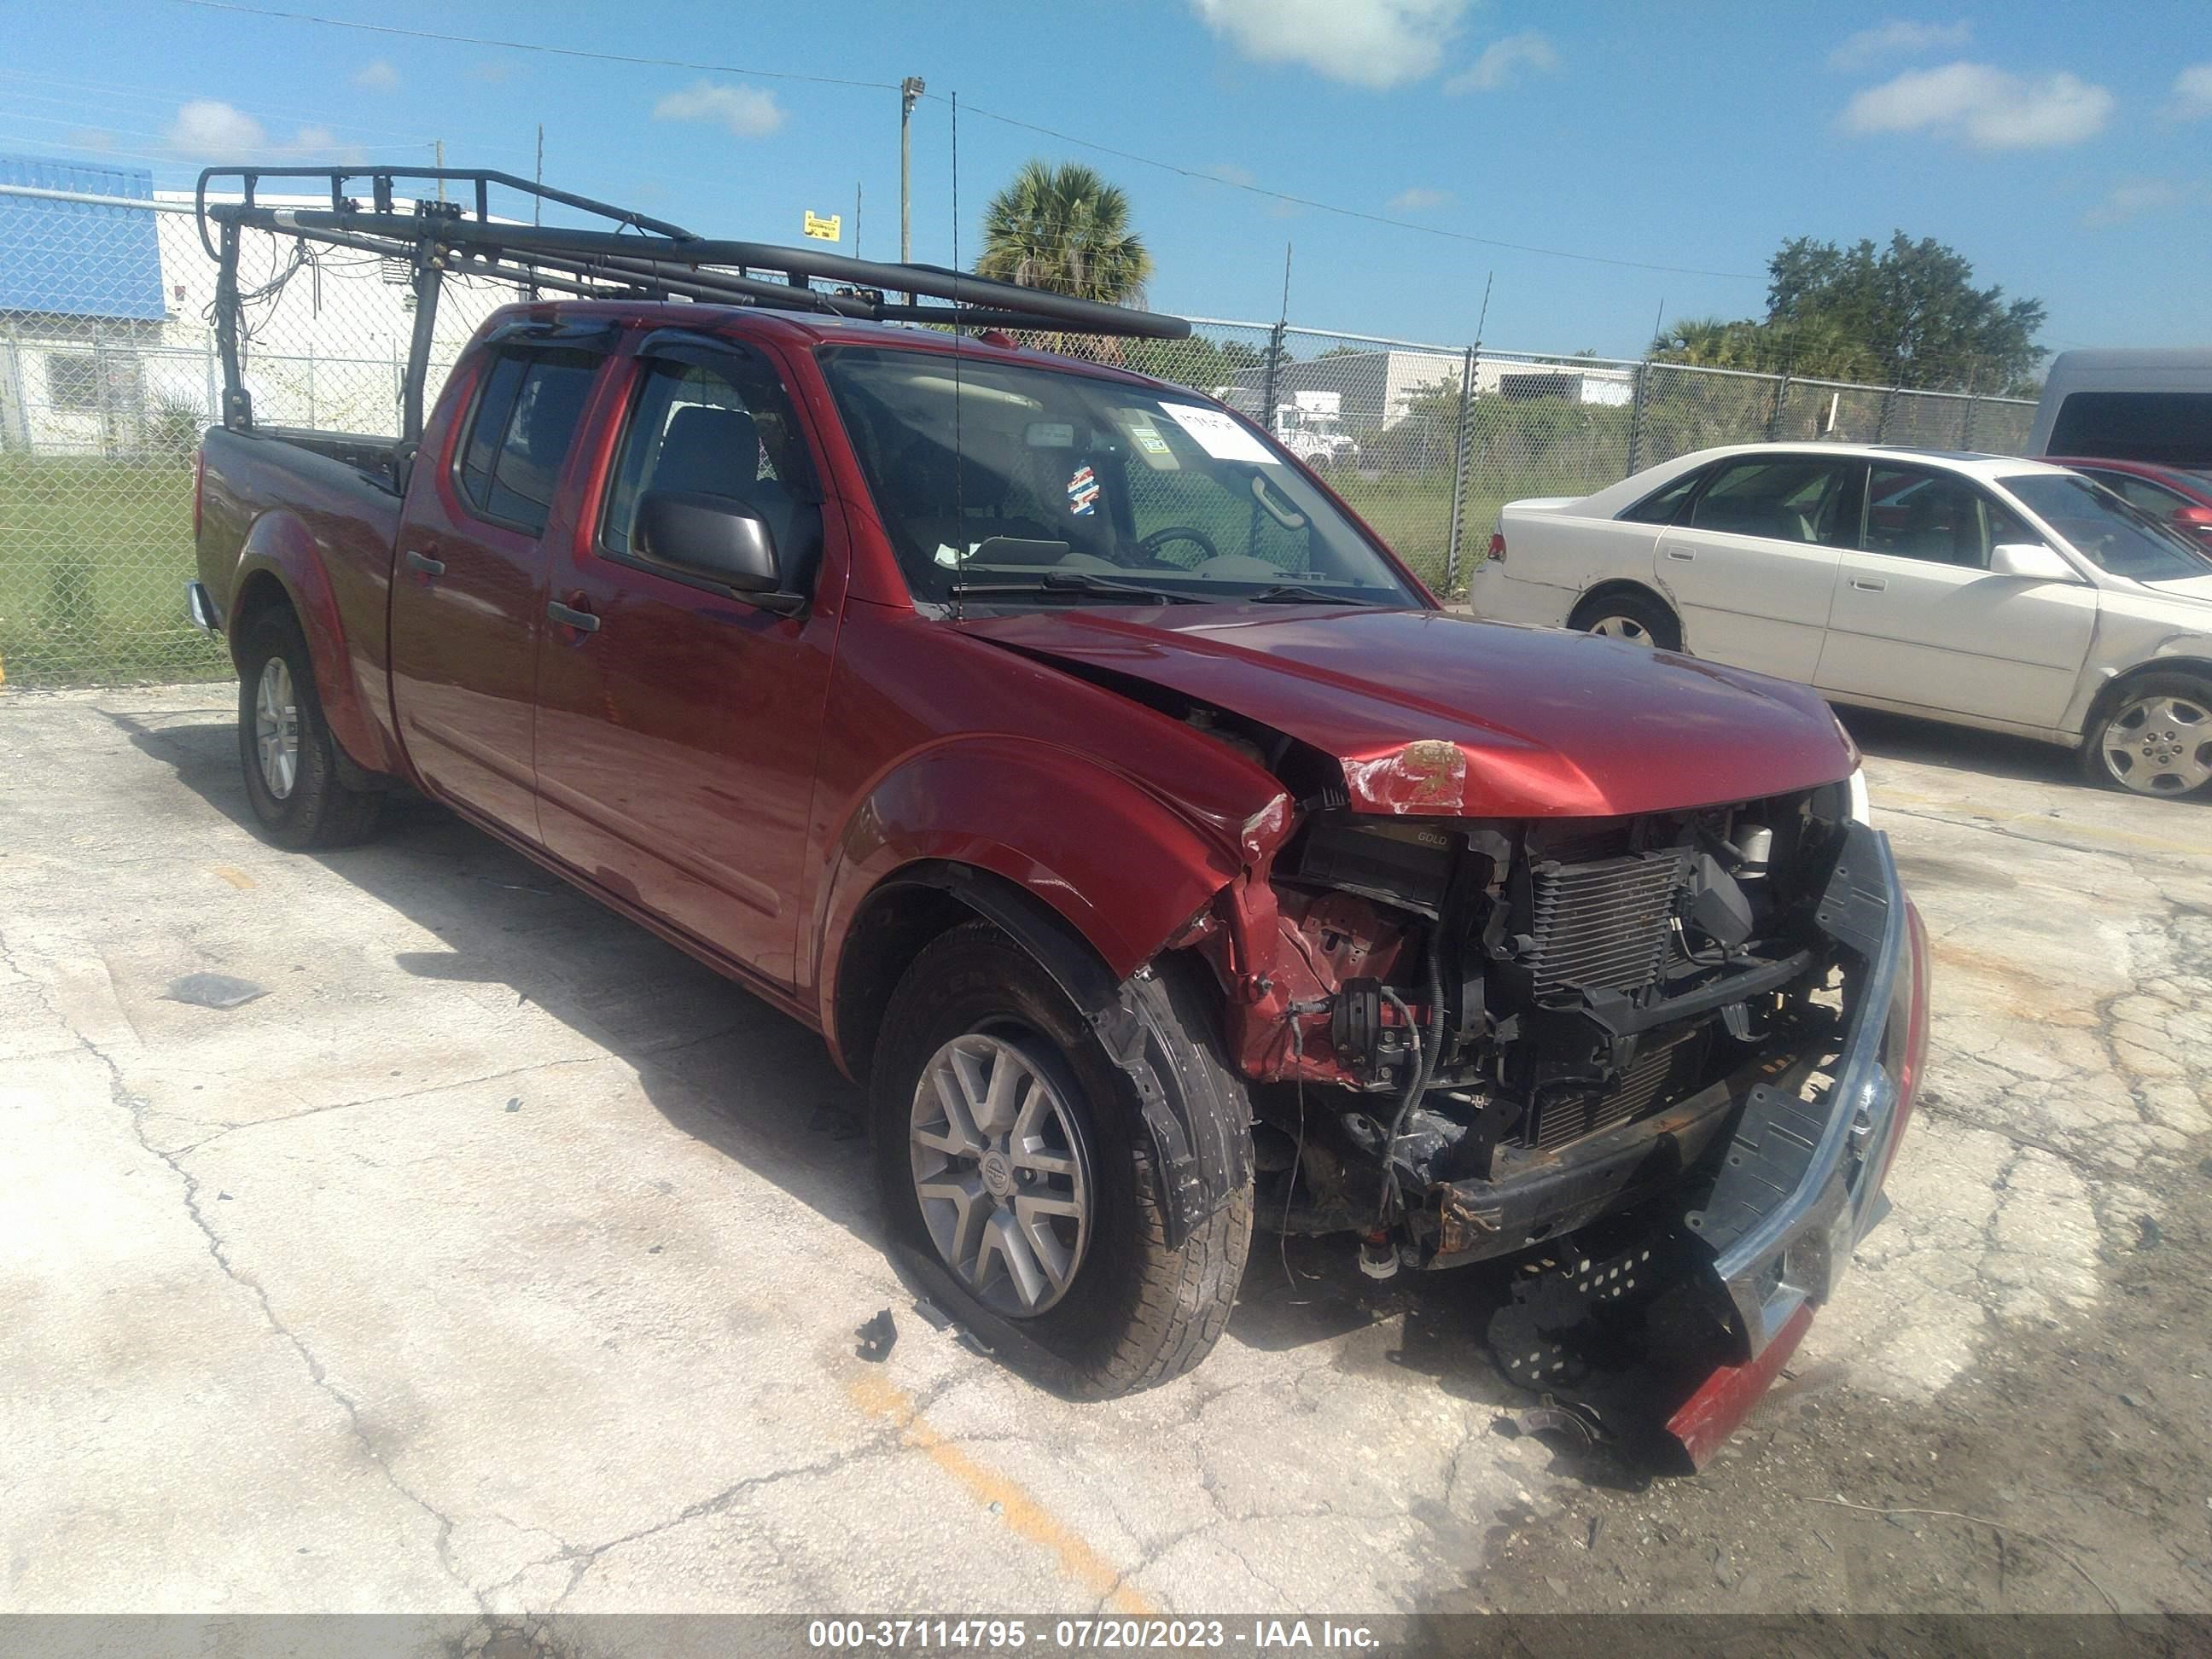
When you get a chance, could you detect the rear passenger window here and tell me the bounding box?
[1688,457,1859,546]
[454,349,600,535]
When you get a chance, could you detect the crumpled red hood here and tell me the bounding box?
[961,604,1854,818]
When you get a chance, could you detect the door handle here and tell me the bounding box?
[547,599,601,633]
[1850,576,1887,592]
[1663,546,1695,562]
[405,550,445,576]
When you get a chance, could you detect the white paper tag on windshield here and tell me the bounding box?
[1161,403,1278,465]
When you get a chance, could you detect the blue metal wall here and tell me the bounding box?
[0,154,167,322]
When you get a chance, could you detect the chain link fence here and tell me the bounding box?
[1,177,2037,685]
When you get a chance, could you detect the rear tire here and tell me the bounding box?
[235,607,384,849]
[1569,589,1682,651]
[2079,672,2212,800]
[871,921,1252,1398]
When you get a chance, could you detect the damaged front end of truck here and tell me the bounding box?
[1183,739,1927,1464]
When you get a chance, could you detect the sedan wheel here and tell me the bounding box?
[1588,614,1656,646]
[2100,691,2212,796]
[909,1029,1093,1318]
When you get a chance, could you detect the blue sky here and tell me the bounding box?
[5,1,2208,361]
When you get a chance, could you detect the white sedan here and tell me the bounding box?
[1471,443,2212,799]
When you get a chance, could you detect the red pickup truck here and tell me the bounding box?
[186,172,1925,1454]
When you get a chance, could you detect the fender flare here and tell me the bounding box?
[228,515,400,777]
[816,738,1268,1243]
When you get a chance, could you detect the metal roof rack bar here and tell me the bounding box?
[194,163,1190,341]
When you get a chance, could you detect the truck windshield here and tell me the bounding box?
[818,346,1421,608]
[2003,473,2212,583]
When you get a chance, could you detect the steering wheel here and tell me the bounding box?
[1137,525,1221,566]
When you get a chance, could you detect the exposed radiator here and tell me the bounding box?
[1529,1033,1691,1152]
[1527,847,1691,1000]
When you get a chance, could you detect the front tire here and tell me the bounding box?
[1569,589,1682,651]
[871,922,1253,1398]
[2080,672,2212,800]
[235,607,384,849]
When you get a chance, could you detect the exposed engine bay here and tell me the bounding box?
[1190,761,1870,1279]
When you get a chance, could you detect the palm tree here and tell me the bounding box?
[975,160,1153,307]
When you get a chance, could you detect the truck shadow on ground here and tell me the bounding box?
[113,711,1534,1423]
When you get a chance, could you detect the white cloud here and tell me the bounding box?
[1190,0,1470,90]
[2082,177,2199,227]
[69,127,115,152]
[652,80,785,138]
[1203,161,1255,187]
[166,99,268,157]
[1841,62,2113,150]
[352,59,399,91]
[1387,186,1452,212]
[2170,63,2212,119]
[1828,20,1972,72]
[1445,30,1559,94]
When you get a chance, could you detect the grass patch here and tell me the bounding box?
[0,456,228,686]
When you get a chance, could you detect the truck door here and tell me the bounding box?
[388,339,607,837]
[531,334,841,987]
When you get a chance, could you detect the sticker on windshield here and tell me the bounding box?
[1026,422,1074,449]
[1116,410,1180,471]
[1161,402,1277,465]
[1066,464,1100,516]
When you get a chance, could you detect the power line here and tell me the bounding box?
[172,1,903,92]
[165,0,1761,282]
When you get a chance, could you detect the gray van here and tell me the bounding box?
[2028,348,2212,469]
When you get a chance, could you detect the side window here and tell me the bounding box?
[602,352,821,570]
[1687,457,1858,546]
[1863,466,2010,569]
[454,348,600,536]
[1617,468,1703,525]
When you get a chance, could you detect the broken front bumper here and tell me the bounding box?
[1691,820,1929,1359]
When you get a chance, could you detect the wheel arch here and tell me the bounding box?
[226,516,399,777]
[2078,654,2212,740]
[831,856,1252,1248]
[1570,577,1679,627]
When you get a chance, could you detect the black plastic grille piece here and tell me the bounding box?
[1528,848,1691,999]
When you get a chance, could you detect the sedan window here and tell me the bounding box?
[1861,466,2022,570]
[1686,457,1860,546]
[2087,470,2189,518]
[2002,473,2212,583]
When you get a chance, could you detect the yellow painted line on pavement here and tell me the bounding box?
[847,1371,1155,1614]
[212,866,256,889]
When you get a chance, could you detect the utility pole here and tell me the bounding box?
[900,77,924,265]
[853,180,863,260]
[434,138,445,201]
[534,125,544,224]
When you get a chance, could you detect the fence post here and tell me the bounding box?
[2,329,29,452]
[1626,359,1650,475]
[1444,341,1479,594]
[1258,318,1286,439]
[1876,378,1901,443]
[1765,368,1790,441]
[1959,366,1981,451]
[203,329,218,432]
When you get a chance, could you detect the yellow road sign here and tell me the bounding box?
[803,211,841,242]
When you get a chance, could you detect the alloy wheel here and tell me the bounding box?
[253,657,300,800]
[909,1030,1092,1317]
[2103,694,2212,795]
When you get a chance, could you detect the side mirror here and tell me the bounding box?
[635,491,785,596]
[1989,541,2076,582]
[2173,504,2212,537]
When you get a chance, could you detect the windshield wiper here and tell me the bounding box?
[1248,583,1370,604]
[949,570,1202,605]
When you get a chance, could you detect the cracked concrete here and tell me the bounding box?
[3,689,2209,1617]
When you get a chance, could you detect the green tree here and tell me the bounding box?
[975,160,1154,306]
[1651,233,2045,392]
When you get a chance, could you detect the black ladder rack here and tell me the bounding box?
[195,164,1190,439]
